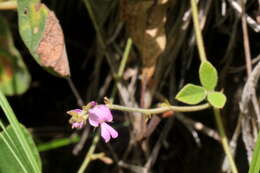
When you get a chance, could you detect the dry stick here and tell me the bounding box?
[240,0,260,163]
[66,78,91,155]
[0,1,17,10]
[227,0,260,32]
[240,61,260,162]
[67,78,84,107]
[240,0,260,125]
[83,0,117,76]
[240,61,260,115]
[72,127,90,155]
[145,117,174,171]
[176,113,220,141]
[229,54,260,73]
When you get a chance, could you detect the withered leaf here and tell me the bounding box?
[36,7,70,77]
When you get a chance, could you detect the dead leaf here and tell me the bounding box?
[36,6,70,77]
[120,0,168,141]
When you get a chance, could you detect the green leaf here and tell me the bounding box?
[249,131,260,173]
[0,16,31,96]
[17,0,70,77]
[199,61,218,90]
[0,125,42,173]
[207,92,226,108]
[175,84,207,104]
[0,91,41,172]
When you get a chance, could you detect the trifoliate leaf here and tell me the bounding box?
[199,61,218,90]
[175,84,207,104]
[207,91,226,108]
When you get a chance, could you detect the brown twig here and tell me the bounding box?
[228,54,260,73]
[227,0,260,32]
[176,113,220,141]
[239,0,260,163]
[67,78,84,107]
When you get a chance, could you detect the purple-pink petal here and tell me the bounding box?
[73,109,82,113]
[72,122,84,129]
[88,113,99,127]
[88,105,113,122]
[88,101,97,107]
[101,123,111,143]
[100,123,118,143]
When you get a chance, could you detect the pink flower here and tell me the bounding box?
[67,109,85,129]
[88,104,118,143]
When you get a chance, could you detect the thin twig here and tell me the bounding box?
[67,78,84,107]
[241,0,252,75]
[240,0,260,125]
[229,54,260,73]
[176,113,220,141]
[83,0,117,75]
[144,117,174,171]
[227,0,260,32]
[240,61,260,119]
[72,127,90,155]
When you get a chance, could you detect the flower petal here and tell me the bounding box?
[101,123,118,143]
[89,105,113,122]
[88,113,99,127]
[72,122,84,129]
[101,123,111,143]
[67,109,82,116]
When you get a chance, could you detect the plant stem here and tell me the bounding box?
[190,0,207,62]
[118,38,132,78]
[0,1,17,10]
[77,133,100,173]
[213,108,238,173]
[107,103,210,115]
[111,38,132,101]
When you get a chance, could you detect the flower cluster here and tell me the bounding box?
[67,101,118,143]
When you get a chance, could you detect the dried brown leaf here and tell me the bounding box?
[37,7,70,77]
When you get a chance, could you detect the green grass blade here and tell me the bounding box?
[249,131,260,173]
[0,91,41,172]
[0,121,28,173]
[37,135,79,152]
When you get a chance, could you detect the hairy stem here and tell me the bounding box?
[107,103,210,115]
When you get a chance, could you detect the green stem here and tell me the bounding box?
[213,108,238,173]
[111,38,132,101]
[190,0,207,62]
[77,133,100,173]
[117,38,132,78]
[107,103,210,115]
[0,1,17,10]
